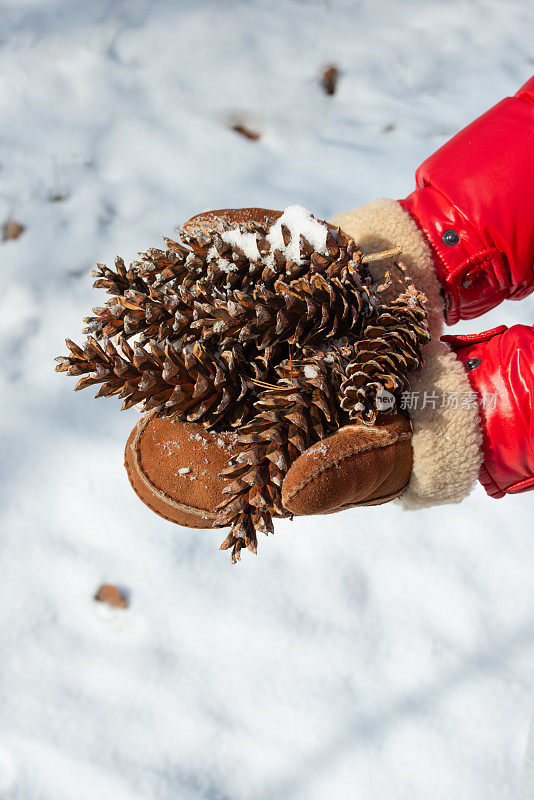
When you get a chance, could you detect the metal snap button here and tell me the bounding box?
[442,229,459,246]
[461,269,483,289]
[465,357,481,371]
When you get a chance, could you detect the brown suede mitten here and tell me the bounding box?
[281,413,413,515]
[125,411,413,527]
[181,206,282,239]
[125,413,240,529]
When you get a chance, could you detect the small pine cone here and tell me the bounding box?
[339,286,430,424]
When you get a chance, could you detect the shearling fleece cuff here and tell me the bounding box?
[330,200,483,508]
[397,338,483,508]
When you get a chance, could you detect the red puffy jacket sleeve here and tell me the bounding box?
[443,325,534,498]
[400,76,534,324]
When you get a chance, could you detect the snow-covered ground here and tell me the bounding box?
[1,1,534,798]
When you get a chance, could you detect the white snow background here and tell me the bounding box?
[1,1,534,798]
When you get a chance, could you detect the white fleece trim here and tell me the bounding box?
[330,200,483,507]
[398,339,483,508]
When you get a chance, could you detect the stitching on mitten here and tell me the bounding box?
[124,450,209,526]
[336,477,411,509]
[125,450,222,528]
[284,432,412,504]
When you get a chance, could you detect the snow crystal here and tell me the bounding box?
[221,228,261,262]
[303,364,319,379]
[161,440,179,456]
[207,247,237,273]
[266,204,328,265]
[218,259,238,274]
[312,442,328,457]
[189,432,208,447]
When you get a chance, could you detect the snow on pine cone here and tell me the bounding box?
[56,205,430,562]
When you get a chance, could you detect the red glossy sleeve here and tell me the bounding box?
[401,77,534,324]
[443,325,534,497]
